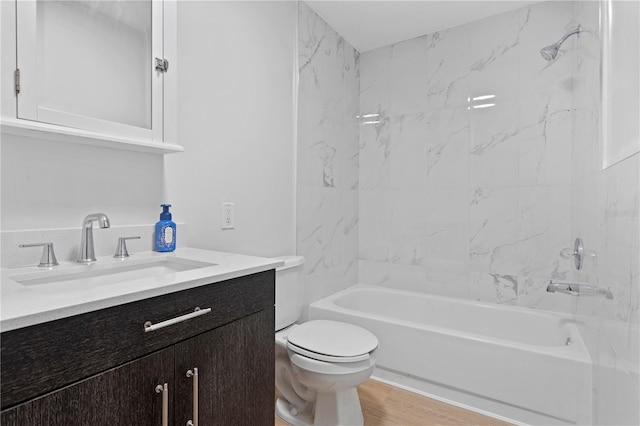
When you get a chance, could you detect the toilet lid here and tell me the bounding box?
[286,320,378,362]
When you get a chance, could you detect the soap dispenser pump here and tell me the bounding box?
[154,204,176,252]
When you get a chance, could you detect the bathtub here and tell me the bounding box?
[309,285,592,425]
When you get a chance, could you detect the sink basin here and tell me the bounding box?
[13,257,216,294]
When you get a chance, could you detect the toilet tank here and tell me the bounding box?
[274,256,305,331]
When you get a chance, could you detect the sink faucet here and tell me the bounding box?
[78,213,110,263]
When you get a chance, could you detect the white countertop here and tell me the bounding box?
[1,248,283,332]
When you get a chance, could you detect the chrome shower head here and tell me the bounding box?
[540,27,581,61]
[540,44,560,61]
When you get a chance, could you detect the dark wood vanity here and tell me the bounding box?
[0,270,275,425]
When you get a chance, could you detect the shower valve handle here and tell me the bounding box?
[560,237,596,270]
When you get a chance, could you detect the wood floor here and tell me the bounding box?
[275,379,512,426]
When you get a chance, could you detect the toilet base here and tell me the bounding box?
[314,388,364,426]
[276,397,314,426]
[276,388,365,426]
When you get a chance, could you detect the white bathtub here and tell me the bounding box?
[309,285,592,425]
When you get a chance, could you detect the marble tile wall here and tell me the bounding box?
[571,2,639,423]
[358,0,635,327]
[358,1,581,313]
[296,2,360,320]
[297,1,638,422]
[570,1,639,325]
[298,0,638,329]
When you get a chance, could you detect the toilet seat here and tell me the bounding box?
[288,341,370,363]
[286,320,378,363]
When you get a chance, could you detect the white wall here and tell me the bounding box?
[164,1,297,258]
[1,135,164,231]
[2,1,297,262]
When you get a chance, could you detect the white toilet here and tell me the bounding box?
[274,256,378,426]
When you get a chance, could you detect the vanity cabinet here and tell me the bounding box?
[1,347,175,425]
[0,270,275,425]
[174,309,275,425]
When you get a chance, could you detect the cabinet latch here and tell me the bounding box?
[155,58,169,73]
[14,69,20,94]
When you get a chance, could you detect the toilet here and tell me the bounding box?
[274,256,378,426]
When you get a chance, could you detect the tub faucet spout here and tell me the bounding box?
[546,281,562,293]
[546,280,613,299]
[78,213,110,263]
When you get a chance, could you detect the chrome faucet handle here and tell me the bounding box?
[114,236,141,258]
[19,242,59,267]
[560,237,597,270]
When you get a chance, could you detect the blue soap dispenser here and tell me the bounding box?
[154,204,176,252]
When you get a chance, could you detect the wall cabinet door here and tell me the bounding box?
[0,347,175,426]
[15,0,173,142]
[174,308,275,425]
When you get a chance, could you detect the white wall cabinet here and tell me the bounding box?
[2,0,180,154]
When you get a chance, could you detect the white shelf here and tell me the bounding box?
[1,117,184,155]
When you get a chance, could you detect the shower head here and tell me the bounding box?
[540,27,581,61]
[540,44,560,61]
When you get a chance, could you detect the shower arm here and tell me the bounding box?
[554,27,581,47]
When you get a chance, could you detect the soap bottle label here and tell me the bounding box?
[164,226,174,244]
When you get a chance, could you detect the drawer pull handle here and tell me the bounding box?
[144,307,211,332]
[186,367,199,426]
[155,383,169,426]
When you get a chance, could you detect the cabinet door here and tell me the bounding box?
[0,346,174,426]
[15,0,165,141]
[175,308,275,426]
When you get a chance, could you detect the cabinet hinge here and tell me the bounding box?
[14,69,20,95]
[155,58,169,73]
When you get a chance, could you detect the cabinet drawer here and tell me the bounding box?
[1,269,274,409]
